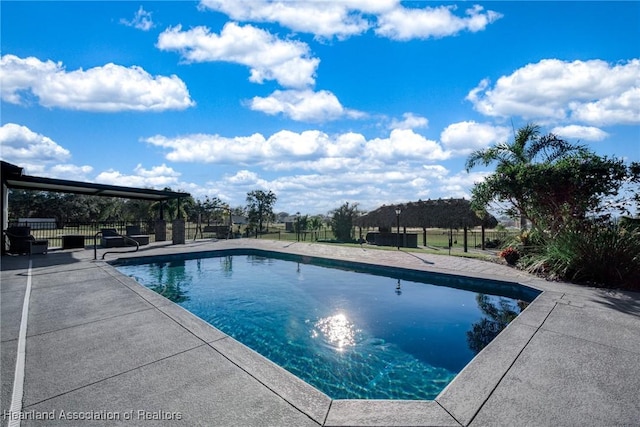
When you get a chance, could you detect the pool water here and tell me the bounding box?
[115,252,537,400]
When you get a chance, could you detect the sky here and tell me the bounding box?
[1,1,639,215]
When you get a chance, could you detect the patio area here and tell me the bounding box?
[2,239,639,426]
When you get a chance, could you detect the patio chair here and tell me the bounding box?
[4,226,48,255]
[126,225,149,246]
[100,228,125,248]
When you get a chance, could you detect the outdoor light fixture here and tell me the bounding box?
[395,207,401,250]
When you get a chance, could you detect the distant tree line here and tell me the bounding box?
[8,187,364,243]
[7,190,235,225]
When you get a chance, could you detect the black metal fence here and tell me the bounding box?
[254,227,516,249]
[9,220,155,249]
[9,220,518,251]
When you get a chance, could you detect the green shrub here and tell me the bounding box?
[520,220,640,290]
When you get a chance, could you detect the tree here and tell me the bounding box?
[8,190,123,223]
[466,123,587,230]
[151,189,195,221]
[293,214,309,240]
[246,190,277,233]
[471,151,637,239]
[466,125,640,288]
[309,216,324,241]
[121,199,155,226]
[330,202,360,242]
[466,294,524,353]
[190,196,224,224]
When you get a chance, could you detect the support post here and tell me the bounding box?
[172,219,185,245]
[155,219,167,242]
[463,225,468,253]
[395,207,401,250]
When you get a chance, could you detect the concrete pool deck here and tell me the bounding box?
[2,238,639,426]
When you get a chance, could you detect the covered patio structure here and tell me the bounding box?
[354,198,498,251]
[1,161,190,255]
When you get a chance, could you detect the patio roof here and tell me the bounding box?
[1,161,189,201]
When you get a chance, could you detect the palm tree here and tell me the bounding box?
[466,123,586,230]
[309,216,324,241]
[151,189,195,221]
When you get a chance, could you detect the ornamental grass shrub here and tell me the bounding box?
[520,220,640,290]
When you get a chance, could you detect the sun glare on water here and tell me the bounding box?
[312,313,357,351]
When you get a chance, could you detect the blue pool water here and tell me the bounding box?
[114,251,538,400]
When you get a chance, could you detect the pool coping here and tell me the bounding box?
[2,238,639,426]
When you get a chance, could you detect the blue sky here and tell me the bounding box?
[1,1,638,215]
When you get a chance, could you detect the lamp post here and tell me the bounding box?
[296,212,300,242]
[395,207,401,250]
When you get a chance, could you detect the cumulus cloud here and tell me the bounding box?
[0,55,194,111]
[144,127,450,173]
[375,4,502,40]
[440,121,511,155]
[157,23,319,88]
[120,6,154,31]
[199,0,385,40]
[467,58,640,125]
[550,125,609,141]
[201,163,480,213]
[95,164,181,188]
[199,1,501,41]
[143,123,496,213]
[249,89,365,122]
[389,113,428,130]
[0,123,71,163]
[367,129,449,161]
[0,123,95,179]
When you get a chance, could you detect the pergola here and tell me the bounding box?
[1,161,190,253]
[354,198,498,251]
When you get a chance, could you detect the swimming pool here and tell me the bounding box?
[114,250,539,400]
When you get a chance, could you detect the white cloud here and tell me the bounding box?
[120,6,154,31]
[200,1,501,42]
[95,164,181,188]
[249,89,365,122]
[48,164,94,181]
[144,132,268,164]
[0,55,194,111]
[157,23,319,88]
[550,125,609,141]
[440,121,510,155]
[225,169,260,185]
[467,58,640,125]
[145,127,450,172]
[389,113,428,130]
[367,129,450,162]
[202,162,479,214]
[0,123,95,179]
[199,0,381,40]
[0,123,70,163]
[375,4,502,41]
[570,87,640,126]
